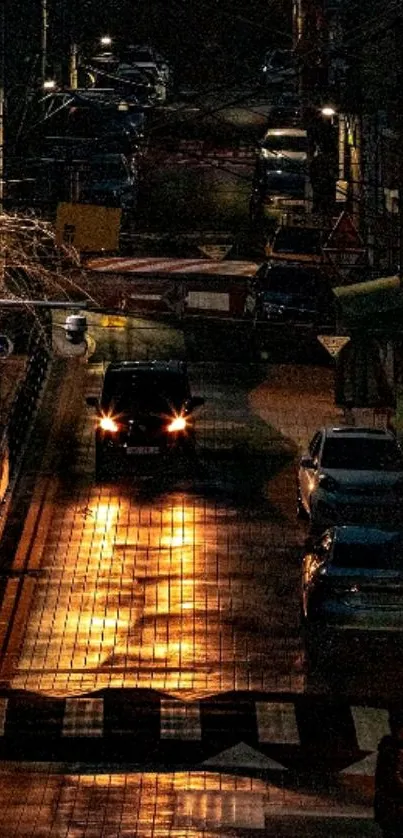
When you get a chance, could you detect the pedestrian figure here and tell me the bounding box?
[374,719,403,837]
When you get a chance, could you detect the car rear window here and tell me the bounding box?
[272,227,321,254]
[321,438,403,471]
[103,372,188,412]
[332,541,403,569]
[260,267,323,294]
[261,135,308,153]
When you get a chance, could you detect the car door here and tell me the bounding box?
[299,431,322,510]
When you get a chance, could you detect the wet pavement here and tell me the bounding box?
[0,319,392,835]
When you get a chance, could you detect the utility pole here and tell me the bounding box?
[397,0,403,277]
[40,0,48,88]
[69,43,78,89]
[0,0,5,213]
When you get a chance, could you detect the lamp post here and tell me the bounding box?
[0,0,5,213]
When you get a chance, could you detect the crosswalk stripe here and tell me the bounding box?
[62,698,104,738]
[351,706,390,751]
[256,701,300,744]
[160,699,201,740]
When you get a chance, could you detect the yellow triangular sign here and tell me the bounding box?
[198,244,233,260]
[317,334,351,358]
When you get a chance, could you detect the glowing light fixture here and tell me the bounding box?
[167,416,187,433]
[99,416,119,432]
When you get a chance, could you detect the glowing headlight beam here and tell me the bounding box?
[99,416,119,432]
[167,416,187,433]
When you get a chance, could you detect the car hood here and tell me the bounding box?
[320,468,403,489]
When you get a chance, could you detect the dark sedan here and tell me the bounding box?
[301,526,403,663]
[251,262,335,328]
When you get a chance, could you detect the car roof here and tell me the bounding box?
[332,525,403,547]
[322,426,396,441]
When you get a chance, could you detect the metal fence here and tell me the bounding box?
[2,318,51,485]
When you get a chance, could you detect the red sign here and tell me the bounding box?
[324,211,365,250]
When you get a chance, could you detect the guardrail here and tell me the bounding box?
[1,319,51,497]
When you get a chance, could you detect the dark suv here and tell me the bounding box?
[87,360,204,479]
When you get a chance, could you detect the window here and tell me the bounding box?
[332,540,403,570]
[321,438,403,471]
[309,432,322,460]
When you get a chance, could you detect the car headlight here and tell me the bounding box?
[319,474,339,492]
[99,415,119,433]
[167,415,187,433]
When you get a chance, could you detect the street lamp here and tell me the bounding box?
[100,36,112,48]
[321,105,337,119]
[43,78,56,91]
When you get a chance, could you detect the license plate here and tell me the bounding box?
[126,446,160,455]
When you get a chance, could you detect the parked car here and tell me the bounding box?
[246,262,335,328]
[258,127,308,164]
[115,64,166,104]
[79,152,138,210]
[86,360,205,480]
[297,426,403,530]
[265,224,324,262]
[250,157,311,220]
[261,49,296,84]
[266,92,302,127]
[301,525,403,663]
[122,44,171,86]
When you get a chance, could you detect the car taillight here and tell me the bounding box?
[99,416,119,433]
[167,415,187,433]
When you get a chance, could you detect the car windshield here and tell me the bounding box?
[260,268,322,294]
[103,372,187,414]
[321,438,403,471]
[271,227,321,254]
[264,157,307,174]
[332,540,403,570]
[261,135,307,153]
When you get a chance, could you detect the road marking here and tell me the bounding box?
[175,790,265,829]
[256,701,300,744]
[351,706,389,751]
[340,751,378,776]
[62,698,104,737]
[160,699,201,740]
[201,742,287,770]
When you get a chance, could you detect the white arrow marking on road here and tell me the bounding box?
[340,751,378,776]
[201,741,287,770]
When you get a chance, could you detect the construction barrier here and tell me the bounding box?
[82,256,259,320]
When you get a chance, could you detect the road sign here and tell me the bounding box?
[325,210,364,249]
[56,203,121,252]
[198,244,233,260]
[317,334,351,358]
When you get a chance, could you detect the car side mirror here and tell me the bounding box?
[300,455,315,469]
[86,396,100,408]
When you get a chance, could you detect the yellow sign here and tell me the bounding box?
[198,244,233,260]
[56,203,121,252]
[317,334,351,358]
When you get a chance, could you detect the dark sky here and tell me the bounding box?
[6,0,292,87]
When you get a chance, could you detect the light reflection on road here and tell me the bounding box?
[6,482,303,697]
